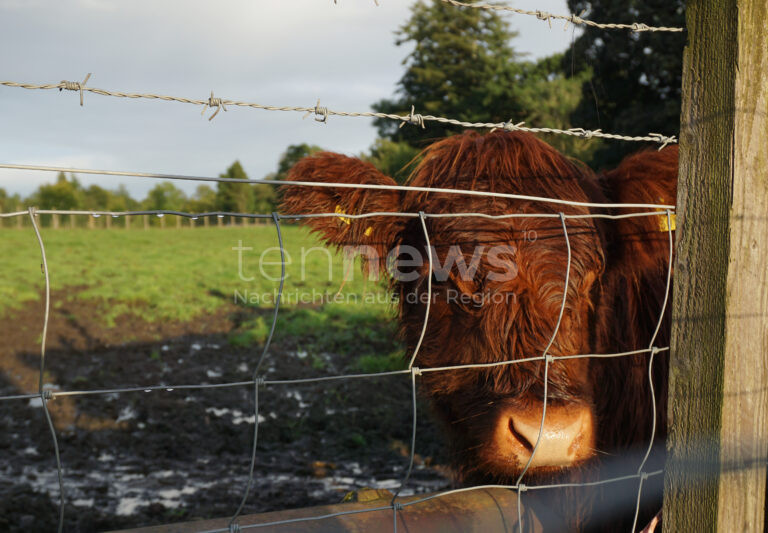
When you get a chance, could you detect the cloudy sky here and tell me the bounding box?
[0,0,577,200]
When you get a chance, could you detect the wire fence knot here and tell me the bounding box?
[648,133,677,150]
[631,22,651,32]
[303,99,329,123]
[518,483,528,492]
[411,366,422,377]
[254,375,266,387]
[564,10,586,30]
[59,73,91,106]
[535,10,553,27]
[399,105,425,129]
[202,91,227,121]
[570,127,602,140]
[42,390,56,401]
[228,522,242,533]
[392,502,404,511]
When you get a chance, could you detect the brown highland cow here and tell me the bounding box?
[280,131,678,531]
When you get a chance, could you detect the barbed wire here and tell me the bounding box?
[0,78,677,147]
[438,0,684,33]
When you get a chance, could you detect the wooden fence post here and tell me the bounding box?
[176,215,181,229]
[663,0,768,531]
[105,214,112,229]
[204,216,209,228]
[52,208,59,229]
[125,215,130,230]
[144,215,149,230]
[16,206,22,229]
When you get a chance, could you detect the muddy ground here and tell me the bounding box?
[0,294,450,532]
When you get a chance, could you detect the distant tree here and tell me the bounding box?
[216,161,253,214]
[29,172,82,210]
[362,139,421,184]
[108,184,140,212]
[142,182,187,211]
[372,0,522,146]
[514,54,602,162]
[0,187,22,212]
[564,0,685,168]
[186,184,217,213]
[81,184,113,211]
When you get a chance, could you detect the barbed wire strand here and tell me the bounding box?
[438,0,684,33]
[630,209,674,533]
[0,79,677,147]
[27,207,65,533]
[0,164,677,210]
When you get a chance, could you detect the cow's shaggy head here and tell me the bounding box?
[280,131,677,514]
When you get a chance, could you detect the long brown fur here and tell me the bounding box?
[280,131,677,531]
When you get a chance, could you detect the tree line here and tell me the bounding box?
[2,0,683,227]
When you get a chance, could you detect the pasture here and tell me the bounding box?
[0,225,448,532]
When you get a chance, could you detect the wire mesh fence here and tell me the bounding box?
[0,2,684,530]
[0,188,674,532]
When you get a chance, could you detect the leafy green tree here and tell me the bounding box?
[185,184,217,213]
[251,183,277,214]
[362,139,421,184]
[216,161,253,213]
[514,54,602,163]
[108,184,140,212]
[29,172,82,210]
[142,182,187,211]
[81,184,113,211]
[372,0,522,146]
[563,0,685,168]
[0,188,22,213]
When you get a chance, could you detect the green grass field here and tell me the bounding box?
[0,225,403,365]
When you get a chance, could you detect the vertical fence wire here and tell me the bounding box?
[631,209,675,532]
[230,212,286,528]
[27,207,65,533]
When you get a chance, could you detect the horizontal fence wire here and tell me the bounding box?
[0,78,678,147]
[0,347,669,403]
[438,0,684,33]
[0,164,677,210]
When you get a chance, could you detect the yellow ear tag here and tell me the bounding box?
[364,226,373,237]
[658,212,676,232]
[335,205,351,225]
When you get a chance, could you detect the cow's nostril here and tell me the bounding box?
[508,417,534,452]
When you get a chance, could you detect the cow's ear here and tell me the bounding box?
[601,145,678,278]
[280,151,405,261]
